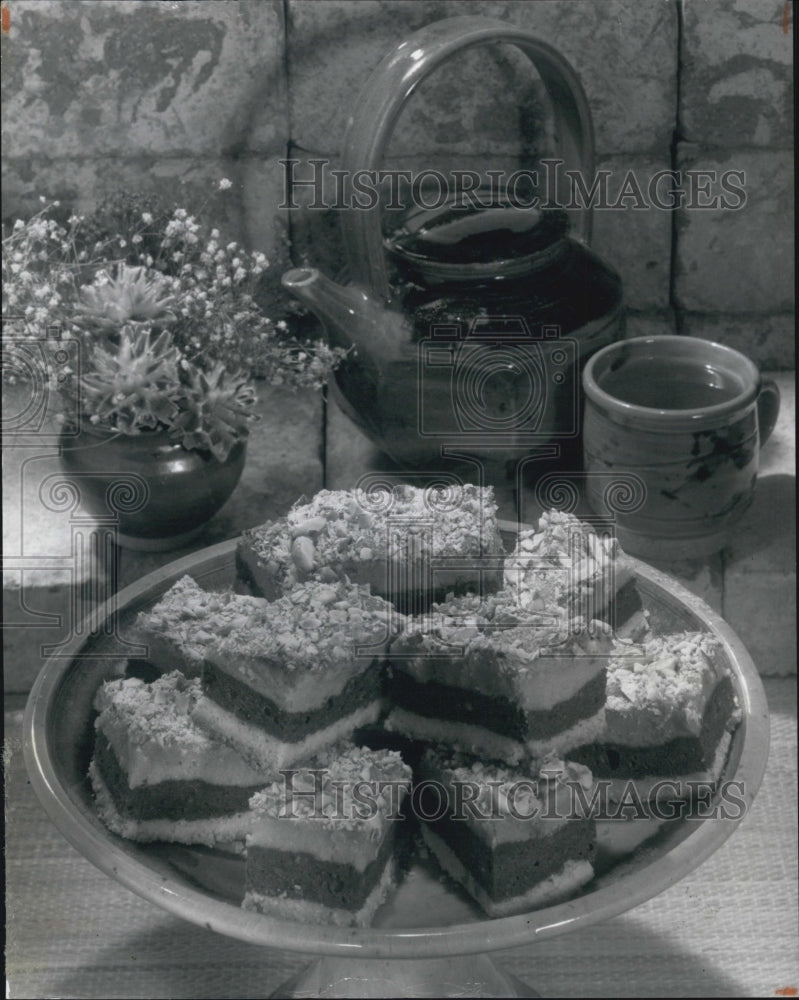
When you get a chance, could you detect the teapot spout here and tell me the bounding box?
[281,267,409,366]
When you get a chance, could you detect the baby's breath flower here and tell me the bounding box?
[3,191,346,402]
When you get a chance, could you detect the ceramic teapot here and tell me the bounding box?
[282,16,623,467]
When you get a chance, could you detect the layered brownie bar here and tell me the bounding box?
[569,631,741,800]
[236,484,504,612]
[89,672,271,845]
[504,510,646,639]
[129,575,267,677]
[416,749,596,917]
[192,580,398,771]
[244,744,412,926]
[385,591,613,764]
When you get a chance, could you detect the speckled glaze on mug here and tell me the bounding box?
[582,336,780,560]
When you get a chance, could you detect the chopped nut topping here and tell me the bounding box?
[249,743,412,831]
[94,672,211,749]
[241,485,503,589]
[421,747,595,819]
[394,589,612,674]
[135,576,268,664]
[607,631,735,733]
[504,510,620,619]
[209,579,401,669]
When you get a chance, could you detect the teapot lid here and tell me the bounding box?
[385,199,571,285]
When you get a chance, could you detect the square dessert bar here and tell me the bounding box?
[386,591,613,764]
[504,510,646,639]
[192,579,399,771]
[236,484,504,612]
[569,631,741,800]
[129,575,267,677]
[244,743,412,927]
[90,672,272,846]
[417,749,596,917]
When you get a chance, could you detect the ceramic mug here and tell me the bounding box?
[581,335,780,560]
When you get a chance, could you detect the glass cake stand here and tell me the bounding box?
[23,538,769,998]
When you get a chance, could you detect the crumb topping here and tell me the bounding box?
[241,484,502,588]
[210,578,399,669]
[136,576,267,661]
[395,589,612,674]
[504,510,620,615]
[94,672,214,750]
[422,748,594,818]
[607,631,727,731]
[249,744,412,832]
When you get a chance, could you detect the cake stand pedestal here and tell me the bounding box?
[272,955,537,998]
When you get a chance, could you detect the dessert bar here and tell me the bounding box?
[385,591,613,764]
[129,575,267,677]
[244,743,412,926]
[569,631,740,800]
[192,579,397,770]
[416,749,596,917]
[90,672,272,845]
[236,484,504,612]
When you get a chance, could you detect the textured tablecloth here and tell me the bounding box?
[5,679,797,1000]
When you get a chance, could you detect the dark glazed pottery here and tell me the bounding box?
[59,424,246,550]
[282,17,624,468]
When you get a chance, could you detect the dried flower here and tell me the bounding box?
[2,188,348,454]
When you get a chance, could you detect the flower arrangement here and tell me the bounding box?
[2,185,346,461]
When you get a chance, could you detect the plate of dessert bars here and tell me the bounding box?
[24,487,769,958]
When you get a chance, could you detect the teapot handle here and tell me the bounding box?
[340,15,595,302]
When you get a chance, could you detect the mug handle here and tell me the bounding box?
[757,378,781,446]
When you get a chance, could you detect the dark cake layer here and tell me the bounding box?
[390,668,606,741]
[569,675,736,778]
[246,828,399,911]
[93,734,260,821]
[201,659,385,742]
[422,801,595,901]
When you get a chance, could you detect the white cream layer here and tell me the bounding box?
[206,653,383,714]
[246,815,388,872]
[97,715,271,789]
[191,695,383,771]
[395,645,607,711]
[385,705,606,765]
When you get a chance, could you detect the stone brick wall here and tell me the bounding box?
[2,0,794,366]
